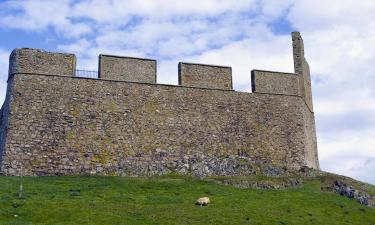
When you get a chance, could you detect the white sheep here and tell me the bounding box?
[196,197,210,206]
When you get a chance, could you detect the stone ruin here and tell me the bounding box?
[0,32,319,177]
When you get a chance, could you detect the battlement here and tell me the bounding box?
[7,32,314,104]
[251,70,300,96]
[178,62,233,90]
[8,48,76,77]
[98,54,156,83]
[0,32,319,176]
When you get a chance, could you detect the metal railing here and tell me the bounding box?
[75,69,98,79]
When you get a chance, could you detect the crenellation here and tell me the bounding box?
[8,48,76,78]
[99,54,156,83]
[0,32,319,176]
[178,62,233,90]
[251,70,300,96]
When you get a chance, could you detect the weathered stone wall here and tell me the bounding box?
[251,70,300,96]
[250,68,319,169]
[178,62,232,90]
[302,104,319,168]
[8,48,76,77]
[291,32,318,168]
[0,31,319,176]
[0,78,14,168]
[99,55,156,83]
[0,73,315,176]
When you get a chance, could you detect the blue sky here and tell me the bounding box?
[0,0,375,184]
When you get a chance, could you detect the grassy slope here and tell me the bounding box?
[0,175,374,225]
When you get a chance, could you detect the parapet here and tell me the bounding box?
[251,70,300,96]
[8,48,76,77]
[6,33,314,112]
[178,62,232,90]
[99,54,156,83]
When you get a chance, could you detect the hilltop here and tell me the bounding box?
[0,172,374,225]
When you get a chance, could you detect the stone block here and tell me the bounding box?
[8,48,76,77]
[178,62,232,90]
[99,55,156,83]
[251,70,300,96]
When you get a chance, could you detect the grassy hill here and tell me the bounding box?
[0,174,374,225]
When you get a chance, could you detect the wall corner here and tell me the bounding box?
[251,70,300,96]
[292,32,314,112]
[292,31,319,170]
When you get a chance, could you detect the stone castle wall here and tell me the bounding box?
[0,32,319,176]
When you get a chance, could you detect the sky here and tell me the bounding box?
[0,0,374,184]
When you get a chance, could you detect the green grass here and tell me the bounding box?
[0,175,374,225]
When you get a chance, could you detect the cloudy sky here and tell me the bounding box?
[0,0,374,184]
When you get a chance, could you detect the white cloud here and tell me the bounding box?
[0,0,91,38]
[58,38,92,57]
[288,0,375,32]
[319,128,375,184]
[148,23,294,88]
[0,49,9,80]
[185,28,293,91]
[257,0,296,22]
[72,0,257,22]
[0,49,9,104]
[0,0,259,39]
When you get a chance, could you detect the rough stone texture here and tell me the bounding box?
[8,48,76,77]
[301,103,319,168]
[99,55,156,83]
[292,32,313,112]
[0,79,14,169]
[178,62,232,90]
[288,32,318,169]
[0,32,319,176]
[332,180,374,207]
[251,70,300,96]
[0,73,316,176]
